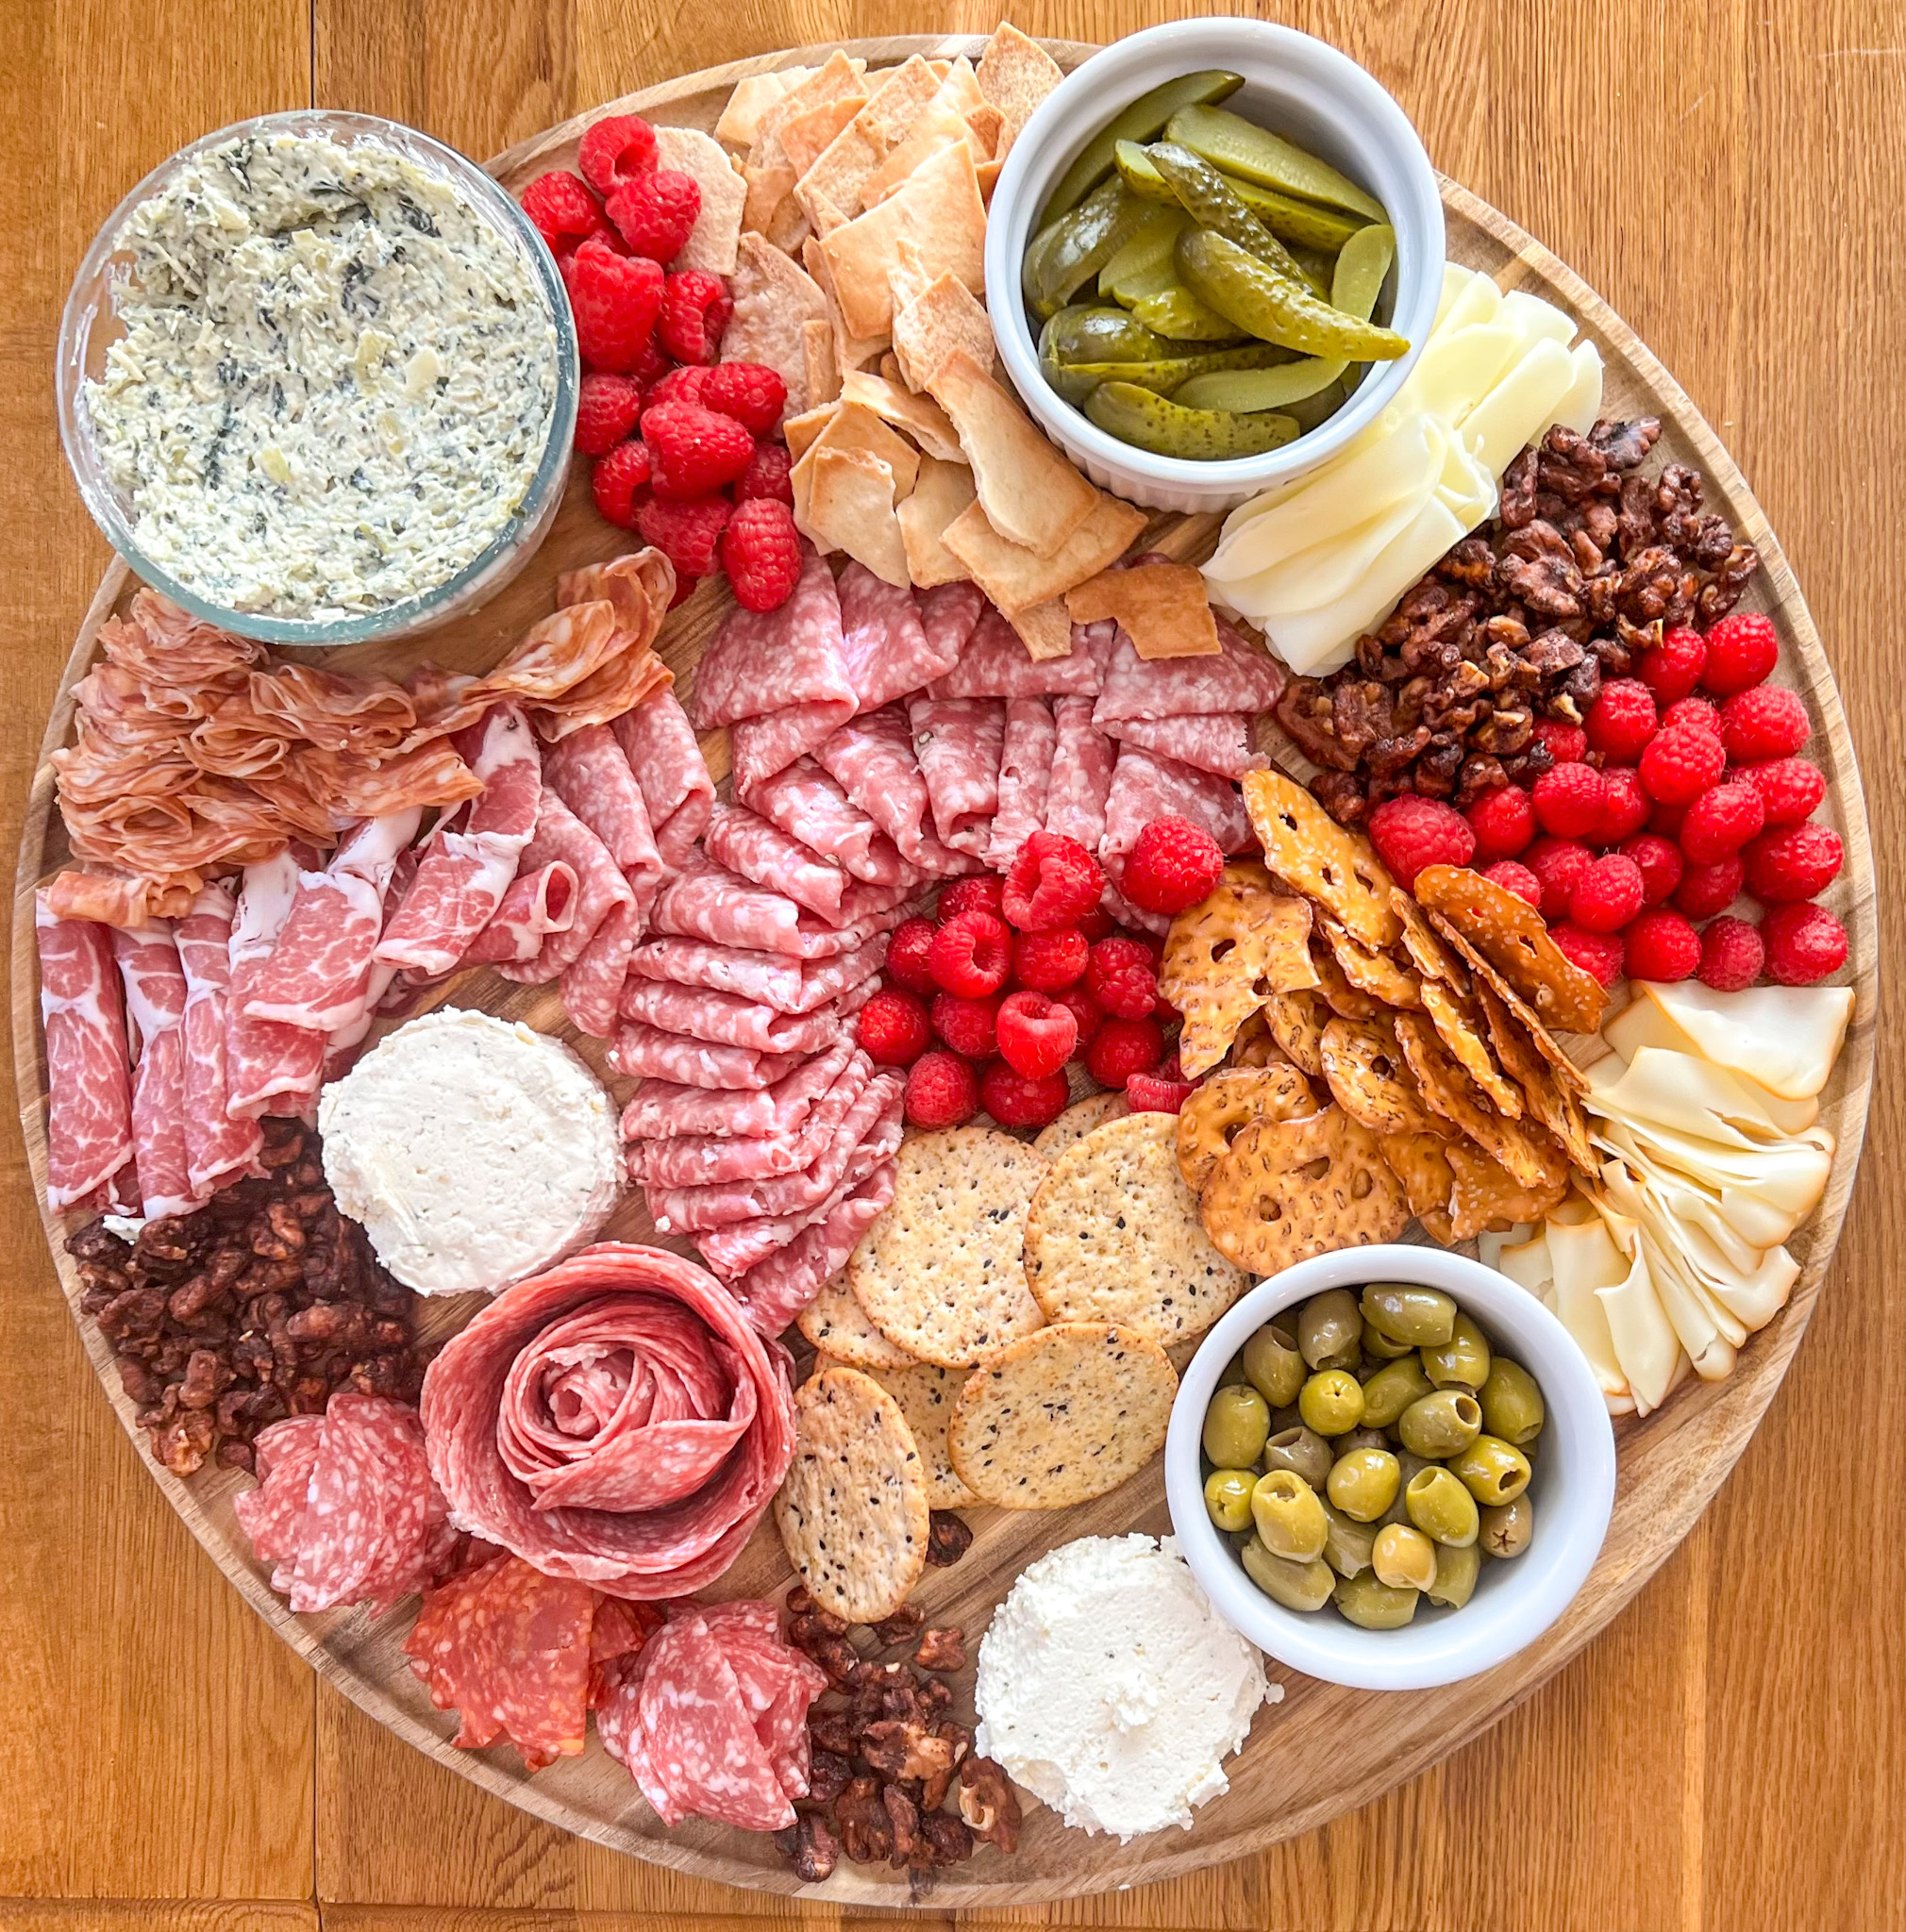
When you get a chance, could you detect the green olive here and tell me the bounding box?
[1269,1402,1303,1433]
[1421,1312,1493,1391]
[1336,1425,1389,1457]
[1378,1450,1432,1527]
[1480,1493,1534,1558]
[1202,1382,1272,1469]
[1404,1467,1480,1547]
[1241,1538,1335,1611]
[1260,1424,1334,1489]
[1319,1498,1377,1577]
[1479,1357,1547,1447]
[1396,1389,1483,1459]
[1242,1323,1306,1408]
[1427,1541,1482,1609]
[1297,1368,1365,1437]
[1203,1467,1257,1532]
[1361,1318,1416,1360]
[1361,1283,1459,1347]
[1450,1434,1532,1507]
[1360,1355,1433,1428]
[1372,1522,1438,1591]
[1326,1446,1401,1524]
[1250,1468,1329,1559]
[1296,1289,1364,1370]
[1331,1572,1420,1630]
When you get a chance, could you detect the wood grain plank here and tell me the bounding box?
[0,1906,317,1932]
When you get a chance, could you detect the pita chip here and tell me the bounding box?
[654,127,745,275]
[806,446,911,587]
[780,94,867,177]
[717,68,812,149]
[897,456,978,588]
[803,236,889,374]
[878,351,905,385]
[788,56,938,228]
[809,402,921,499]
[817,142,987,341]
[802,319,841,409]
[743,160,797,238]
[723,233,828,417]
[890,270,995,391]
[942,493,1147,613]
[926,350,1098,558]
[1065,561,1224,659]
[1006,597,1075,661]
[782,402,839,463]
[839,370,965,462]
[855,54,947,152]
[752,49,863,163]
[976,24,1064,144]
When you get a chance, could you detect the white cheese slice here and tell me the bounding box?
[1640,982,1854,1101]
[1544,1215,1639,1407]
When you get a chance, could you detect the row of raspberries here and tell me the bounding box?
[1365,612,1847,990]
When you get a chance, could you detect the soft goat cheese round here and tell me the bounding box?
[975,1533,1275,1842]
[319,1008,620,1296]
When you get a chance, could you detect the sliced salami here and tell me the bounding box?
[727,1158,897,1340]
[651,854,915,959]
[607,1018,803,1091]
[560,897,643,1040]
[836,561,959,712]
[610,686,713,872]
[493,789,633,983]
[623,933,887,1014]
[543,721,665,920]
[460,861,578,965]
[1101,745,1253,896]
[916,579,988,675]
[741,757,900,885]
[36,895,134,1211]
[690,545,853,732]
[618,976,867,1057]
[1106,709,1266,779]
[931,601,1102,698]
[907,695,1008,857]
[703,801,848,921]
[619,1035,857,1143]
[985,697,1059,873]
[1045,693,1119,855]
[629,1049,872,1190]
[1092,612,1286,724]
[814,707,977,875]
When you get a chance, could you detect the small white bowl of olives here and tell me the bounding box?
[1163,1244,1616,1691]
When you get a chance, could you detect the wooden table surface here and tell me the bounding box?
[5,2,1902,1927]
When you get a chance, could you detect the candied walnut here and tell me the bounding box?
[1309,770,1369,825]
[924,1511,973,1567]
[882,1783,922,1868]
[1498,447,1539,528]
[872,1603,925,1644]
[1454,754,1509,808]
[776,1812,840,1883]
[913,1627,966,1673]
[1413,738,1464,797]
[806,1745,853,1809]
[958,1757,1022,1854]
[1590,417,1662,470]
[1697,544,1759,622]
[916,1810,975,1868]
[861,1718,955,1788]
[834,1777,893,1865]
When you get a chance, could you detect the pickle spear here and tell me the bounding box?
[1022,178,1149,320]
[1129,281,1247,341]
[1166,103,1388,221]
[1114,140,1179,203]
[1171,358,1346,412]
[1096,204,1191,297]
[1084,380,1298,458]
[1330,222,1396,319]
[1043,70,1246,221]
[1229,180,1368,252]
[1178,229,1409,358]
[1143,142,1313,289]
[1040,304,1178,366]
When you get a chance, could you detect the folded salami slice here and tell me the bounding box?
[727,1159,897,1340]
[461,861,577,965]
[1045,693,1119,855]
[691,545,853,730]
[985,697,1058,873]
[651,854,914,959]
[1105,709,1266,780]
[836,560,961,712]
[917,578,988,675]
[560,897,644,1040]
[618,975,871,1057]
[1101,747,1253,898]
[610,686,712,872]
[493,789,634,982]
[1093,613,1286,724]
[931,601,1103,699]
[703,801,848,921]
[729,704,861,798]
[619,1035,857,1144]
[624,933,886,1013]
[420,1242,796,1597]
[742,757,901,885]
[543,722,665,916]
[607,1018,804,1091]
[908,695,1008,857]
[815,707,977,875]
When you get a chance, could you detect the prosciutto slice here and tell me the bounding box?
[1045,695,1119,854]
[702,803,848,922]
[543,723,664,923]
[174,883,262,1194]
[622,934,886,1015]
[618,977,869,1057]
[814,707,975,875]
[110,923,198,1220]
[727,1162,896,1339]
[742,758,902,885]
[985,698,1058,872]
[462,862,578,965]
[607,1020,803,1091]
[835,562,961,712]
[1092,614,1286,724]
[36,893,134,1210]
[1106,710,1265,780]
[493,790,633,983]
[930,602,1102,698]
[907,696,1007,857]
[619,1036,857,1144]
[225,850,326,1119]
[610,687,712,872]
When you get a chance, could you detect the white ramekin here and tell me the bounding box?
[1163,1244,1616,1691]
[984,19,1446,514]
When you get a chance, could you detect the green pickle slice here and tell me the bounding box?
[1142,142,1313,290]
[1129,283,1245,341]
[1042,70,1246,221]
[1165,103,1389,221]
[1040,305,1177,366]
[1227,180,1369,253]
[1023,178,1150,321]
[1083,380,1297,458]
[1096,205,1191,297]
[1172,358,1345,413]
[1178,229,1410,359]
[1114,140,1180,203]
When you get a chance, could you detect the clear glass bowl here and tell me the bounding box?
[56,108,579,650]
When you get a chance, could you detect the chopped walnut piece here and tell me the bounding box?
[913,1627,966,1673]
[958,1756,1023,1854]
[924,1510,973,1567]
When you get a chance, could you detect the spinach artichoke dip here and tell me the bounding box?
[85,127,560,619]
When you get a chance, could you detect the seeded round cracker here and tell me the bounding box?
[846,1127,1048,1367]
[854,1360,978,1508]
[948,1321,1177,1508]
[1032,1090,1129,1159]
[796,1272,915,1370]
[774,1362,929,1624]
[1024,1112,1249,1346]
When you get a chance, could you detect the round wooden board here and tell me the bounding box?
[11,34,1879,1908]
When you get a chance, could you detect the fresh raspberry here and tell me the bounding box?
[995,990,1078,1080]
[1697,916,1764,991]
[1568,853,1646,933]
[1597,766,1649,844]
[1084,1014,1164,1089]
[635,493,729,578]
[1584,678,1658,763]
[1549,924,1625,988]
[1699,611,1779,696]
[1648,799,1687,841]
[1673,855,1744,920]
[1525,837,1595,923]
[1012,925,1088,991]
[657,269,733,365]
[978,1060,1071,1130]
[700,361,789,435]
[1622,908,1699,983]
[1619,833,1684,907]
[1720,685,1810,764]
[1638,727,1726,807]
[589,439,651,527]
[885,917,938,996]
[1465,785,1536,860]
[607,170,701,264]
[1002,831,1104,931]
[1532,761,1608,840]
[1084,936,1158,1021]
[733,440,795,507]
[630,339,672,390]
[567,237,663,373]
[938,875,1005,924]
[575,373,645,456]
[1049,983,1102,1052]
[720,499,802,612]
[643,363,711,414]
[1127,1054,1196,1113]
[1640,626,1707,705]
[1365,795,1475,890]
[666,573,700,610]
[1077,904,1116,943]
[643,401,754,500]
[521,170,608,259]
[928,910,1011,998]
[930,990,1001,1058]
[1761,902,1847,986]
[1743,823,1843,904]
[1120,816,1227,914]
[1662,694,1724,740]
[1481,860,1542,909]
[1532,718,1588,765]
[858,988,930,1066]
[1680,779,1767,863]
[905,1051,979,1130]
[1739,758,1827,828]
[578,114,658,198]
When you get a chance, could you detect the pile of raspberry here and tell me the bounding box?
[520,116,802,613]
[1365,611,1846,991]
[855,819,1227,1132]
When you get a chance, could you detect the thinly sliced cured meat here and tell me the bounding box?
[376,706,543,977]
[610,686,712,872]
[618,1035,857,1145]
[835,561,960,712]
[542,723,664,923]
[727,1160,896,1339]
[1101,747,1253,908]
[231,1415,325,1572]
[617,976,869,1057]
[908,695,1007,857]
[623,934,885,1015]
[419,1242,796,1596]
[560,898,643,1040]
[930,602,1103,699]
[1092,613,1286,724]
[703,802,848,922]
[589,1597,663,1709]
[493,789,633,983]
[225,849,326,1118]
[607,1019,803,1091]
[174,882,262,1194]
[651,854,916,959]
[628,1052,871,1190]
[741,758,898,885]
[110,923,198,1220]
[1106,709,1266,779]
[985,697,1058,873]
[323,839,425,1080]
[690,546,853,733]
[814,707,976,875]
[35,893,134,1210]
[1045,694,1119,854]
[727,705,856,801]
[916,579,988,677]
[461,862,578,965]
